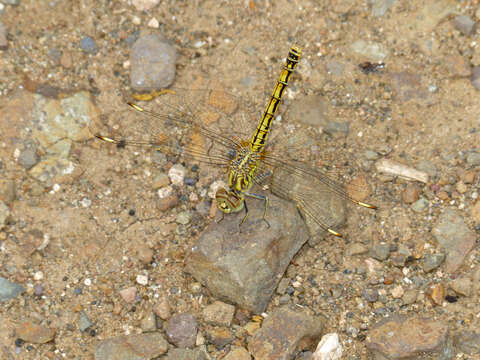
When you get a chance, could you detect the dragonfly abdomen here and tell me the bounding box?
[250,45,301,154]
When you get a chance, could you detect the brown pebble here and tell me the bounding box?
[16,322,56,344]
[119,286,137,303]
[156,194,179,212]
[460,170,476,184]
[402,184,420,204]
[60,51,73,68]
[428,283,445,305]
[153,296,171,320]
[436,190,449,200]
[455,181,468,194]
[136,244,154,265]
[383,274,394,285]
[346,175,371,202]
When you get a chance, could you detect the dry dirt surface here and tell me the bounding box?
[1,0,480,359]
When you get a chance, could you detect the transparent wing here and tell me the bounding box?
[89,81,260,171]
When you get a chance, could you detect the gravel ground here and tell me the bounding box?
[0,0,479,359]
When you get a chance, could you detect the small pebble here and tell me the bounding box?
[119,286,137,303]
[402,184,420,204]
[153,296,171,320]
[136,274,148,285]
[168,164,186,186]
[370,243,390,261]
[423,253,445,272]
[80,36,98,54]
[411,198,428,212]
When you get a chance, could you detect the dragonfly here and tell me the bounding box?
[95,45,376,237]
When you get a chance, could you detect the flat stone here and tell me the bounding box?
[453,15,477,36]
[449,277,472,297]
[248,306,325,360]
[94,332,168,360]
[119,286,137,303]
[0,179,16,205]
[16,322,55,344]
[454,330,480,355]
[153,296,171,320]
[423,253,445,273]
[140,311,157,332]
[78,311,92,332]
[165,313,197,348]
[165,348,208,360]
[370,243,390,261]
[224,346,252,360]
[205,327,234,349]
[186,194,309,313]
[0,276,25,302]
[346,242,368,256]
[432,209,476,273]
[366,315,451,359]
[203,301,235,327]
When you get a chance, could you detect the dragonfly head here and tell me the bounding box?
[215,188,244,214]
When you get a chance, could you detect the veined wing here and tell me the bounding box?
[90,84,258,169]
[261,153,376,236]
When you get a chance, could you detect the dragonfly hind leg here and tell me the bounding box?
[244,192,271,228]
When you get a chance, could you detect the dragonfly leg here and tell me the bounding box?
[216,211,225,224]
[245,192,271,228]
[239,199,249,232]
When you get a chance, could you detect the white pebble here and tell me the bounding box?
[33,271,44,281]
[313,333,343,360]
[84,278,92,286]
[136,274,148,285]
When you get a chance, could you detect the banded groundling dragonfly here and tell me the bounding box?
[94,45,376,237]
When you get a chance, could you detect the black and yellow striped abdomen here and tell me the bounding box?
[250,45,301,154]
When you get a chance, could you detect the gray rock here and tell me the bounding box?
[248,306,324,359]
[364,150,380,161]
[432,209,476,273]
[370,243,390,261]
[423,253,445,272]
[130,34,177,92]
[416,160,438,178]
[186,194,309,313]
[165,348,208,360]
[18,147,39,169]
[165,313,197,348]
[411,198,429,212]
[0,276,25,301]
[454,330,480,355]
[80,36,98,54]
[362,287,379,303]
[371,0,396,17]
[0,21,7,50]
[78,311,92,332]
[140,311,157,332]
[466,150,480,166]
[0,179,16,205]
[453,15,477,36]
[94,332,168,359]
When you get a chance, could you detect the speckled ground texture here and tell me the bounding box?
[1,0,480,359]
